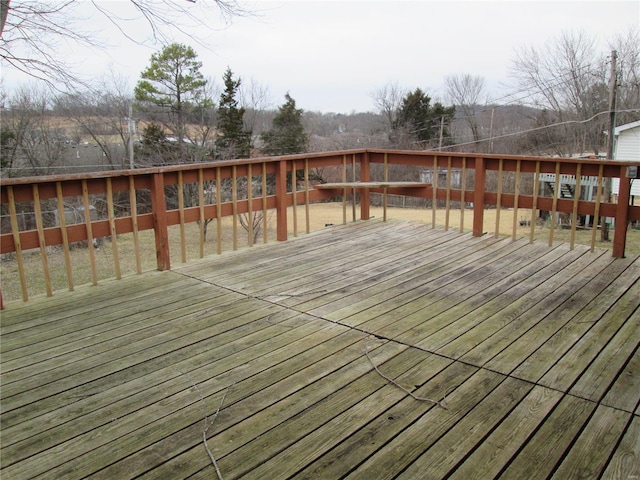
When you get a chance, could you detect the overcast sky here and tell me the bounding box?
[2,0,639,113]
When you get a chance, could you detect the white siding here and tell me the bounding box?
[615,125,640,161]
[612,124,640,196]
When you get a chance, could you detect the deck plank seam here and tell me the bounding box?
[174,269,639,420]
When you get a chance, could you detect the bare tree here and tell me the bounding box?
[445,73,487,147]
[55,71,134,169]
[1,0,249,89]
[185,76,220,152]
[2,85,67,176]
[609,26,640,126]
[370,81,406,132]
[508,30,609,156]
[240,77,272,138]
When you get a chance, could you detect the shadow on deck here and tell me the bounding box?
[1,220,639,479]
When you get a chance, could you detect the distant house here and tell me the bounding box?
[612,120,640,198]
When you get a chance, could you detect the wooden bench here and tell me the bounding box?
[315,181,428,190]
[314,182,430,221]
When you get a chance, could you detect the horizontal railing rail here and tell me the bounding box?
[1,149,638,305]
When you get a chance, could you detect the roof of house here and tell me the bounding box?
[614,120,640,135]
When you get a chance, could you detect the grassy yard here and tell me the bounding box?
[1,202,638,304]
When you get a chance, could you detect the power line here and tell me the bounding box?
[431,108,640,152]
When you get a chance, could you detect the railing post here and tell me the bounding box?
[360,152,371,220]
[473,156,486,237]
[151,172,171,270]
[612,166,631,258]
[276,158,288,241]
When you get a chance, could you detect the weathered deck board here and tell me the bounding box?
[1,219,638,480]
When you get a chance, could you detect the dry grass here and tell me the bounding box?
[1,202,638,304]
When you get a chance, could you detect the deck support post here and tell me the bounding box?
[473,156,486,237]
[151,172,170,271]
[360,152,371,220]
[276,159,288,241]
[613,165,631,258]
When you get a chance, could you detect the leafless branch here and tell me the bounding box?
[365,348,447,409]
[202,384,233,480]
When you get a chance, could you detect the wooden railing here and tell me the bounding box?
[1,149,639,306]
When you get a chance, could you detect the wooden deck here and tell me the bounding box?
[1,220,639,480]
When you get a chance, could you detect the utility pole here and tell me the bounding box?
[602,50,617,241]
[607,50,618,161]
[128,104,135,170]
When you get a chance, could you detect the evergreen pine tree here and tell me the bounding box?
[396,88,455,147]
[215,68,252,159]
[135,43,209,155]
[260,93,308,155]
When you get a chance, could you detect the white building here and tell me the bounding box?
[612,120,640,198]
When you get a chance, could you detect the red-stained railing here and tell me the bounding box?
[1,149,639,305]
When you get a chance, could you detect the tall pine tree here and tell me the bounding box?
[260,93,308,155]
[215,68,252,159]
[396,88,455,148]
[135,43,209,160]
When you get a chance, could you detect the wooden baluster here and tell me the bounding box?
[512,159,521,241]
[232,165,238,250]
[432,157,438,228]
[570,164,582,250]
[128,177,142,274]
[352,154,357,222]
[248,163,254,246]
[177,171,187,263]
[383,153,389,222]
[590,164,604,252]
[106,178,121,279]
[82,180,98,285]
[549,162,561,246]
[7,186,28,301]
[530,161,540,244]
[262,163,268,244]
[56,182,74,289]
[304,159,310,234]
[342,155,347,225]
[198,168,205,257]
[292,159,298,236]
[495,159,504,238]
[445,156,452,231]
[32,184,52,296]
[460,159,466,233]
[216,167,223,254]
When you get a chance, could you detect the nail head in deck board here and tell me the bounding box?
[396,377,534,479]
[344,369,506,480]
[600,415,640,480]
[601,346,640,413]
[513,259,639,382]
[538,281,640,394]
[323,236,516,326]
[460,251,617,370]
[569,305,640,402]
[87,340,407,480]
[432,246,593,359]
[391,243,566,346]
[288,361,475,480]
[550,404,631,480]
[216,348,447,480]
[497,394,597,480]
[447,385,564,480]
[485,253,629,380]
[1,308,309,452]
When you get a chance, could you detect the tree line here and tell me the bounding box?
[1,23,639,178]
